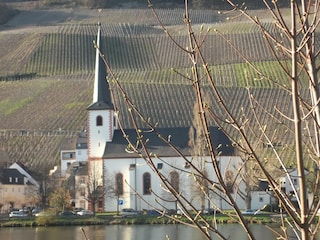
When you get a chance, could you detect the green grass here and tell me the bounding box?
[2,97,33,115]
[64,102,88,109]
[0,211,293,228]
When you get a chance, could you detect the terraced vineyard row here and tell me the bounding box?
[0,32,44,78]
[21,25,279,78]
[23,33,95,76]
[91,8,279,28]
[0,133,67,170]
[0,76,91,130]
[94,8,226,26]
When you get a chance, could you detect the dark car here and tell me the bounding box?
[59,211,76,217]
[146,209,162,216]
[203,208,221,215]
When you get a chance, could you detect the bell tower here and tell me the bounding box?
[87,24,115,161]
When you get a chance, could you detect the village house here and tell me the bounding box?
[0,162,39,213]
[60,132,88,177]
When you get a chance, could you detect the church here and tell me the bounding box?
[61,25,269,213]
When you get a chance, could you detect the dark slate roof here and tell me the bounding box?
[87,24,113,111]
[1,168,25,185]
[253,179,270,191]
[67,161,88,176]
[103,126,234,159]
[87,101,113,110]
[60,137,77,151]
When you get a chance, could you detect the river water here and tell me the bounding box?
[0,224,312,240]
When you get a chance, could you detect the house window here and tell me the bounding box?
[259,197,264,202]
[115,173,123,195]
[80,188,85,197]
[80,178,86,184]
[114,116,117,127]
[157,163,163,169]
[225,170,234,194]
[98,200,103,209]
[293,179,297,185]
[80,200,86,209]
[143,172,151,195]
[169,171,179,193]
[62,152,75,159]
[96,116,103,126]
[15,177,18,183]
[129,164,136,170]
[9,177,12,183]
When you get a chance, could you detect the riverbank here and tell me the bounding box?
[0,212,290,228]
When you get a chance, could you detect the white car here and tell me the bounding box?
[121,208,139,216]
[77,210,94,216]
[9,211,28,218]
[35,211,55,217]
[242,209,261,215]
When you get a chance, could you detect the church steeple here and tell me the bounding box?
[87,24,116,159]
[88,23,113,110]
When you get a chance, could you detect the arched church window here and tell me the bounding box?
[143,172,151,195]
[96,116,103,126]
[169,171,179,192]
[115,173,123,195]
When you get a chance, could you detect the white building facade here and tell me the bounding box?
[103,155,247,212]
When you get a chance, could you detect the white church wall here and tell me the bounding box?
[87,110,113,158]
[103,155,247,212]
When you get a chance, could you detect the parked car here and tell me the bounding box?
[77,210,94,216]
[202,208,221,215]
[73,208,84,214]
[32,208,42,215]
[59,211,76,217]
[9,211,28,218]
[35,211,55,217]
[146,209,162,216]
[121,208,140,216]
[242,209,261,215]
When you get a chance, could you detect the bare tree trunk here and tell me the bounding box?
[290,3,309,239]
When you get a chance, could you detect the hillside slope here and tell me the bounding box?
[0,7,313,172]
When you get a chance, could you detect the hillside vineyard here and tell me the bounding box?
[0,8,316,171]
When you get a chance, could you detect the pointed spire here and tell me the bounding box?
[88,23,113,110]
